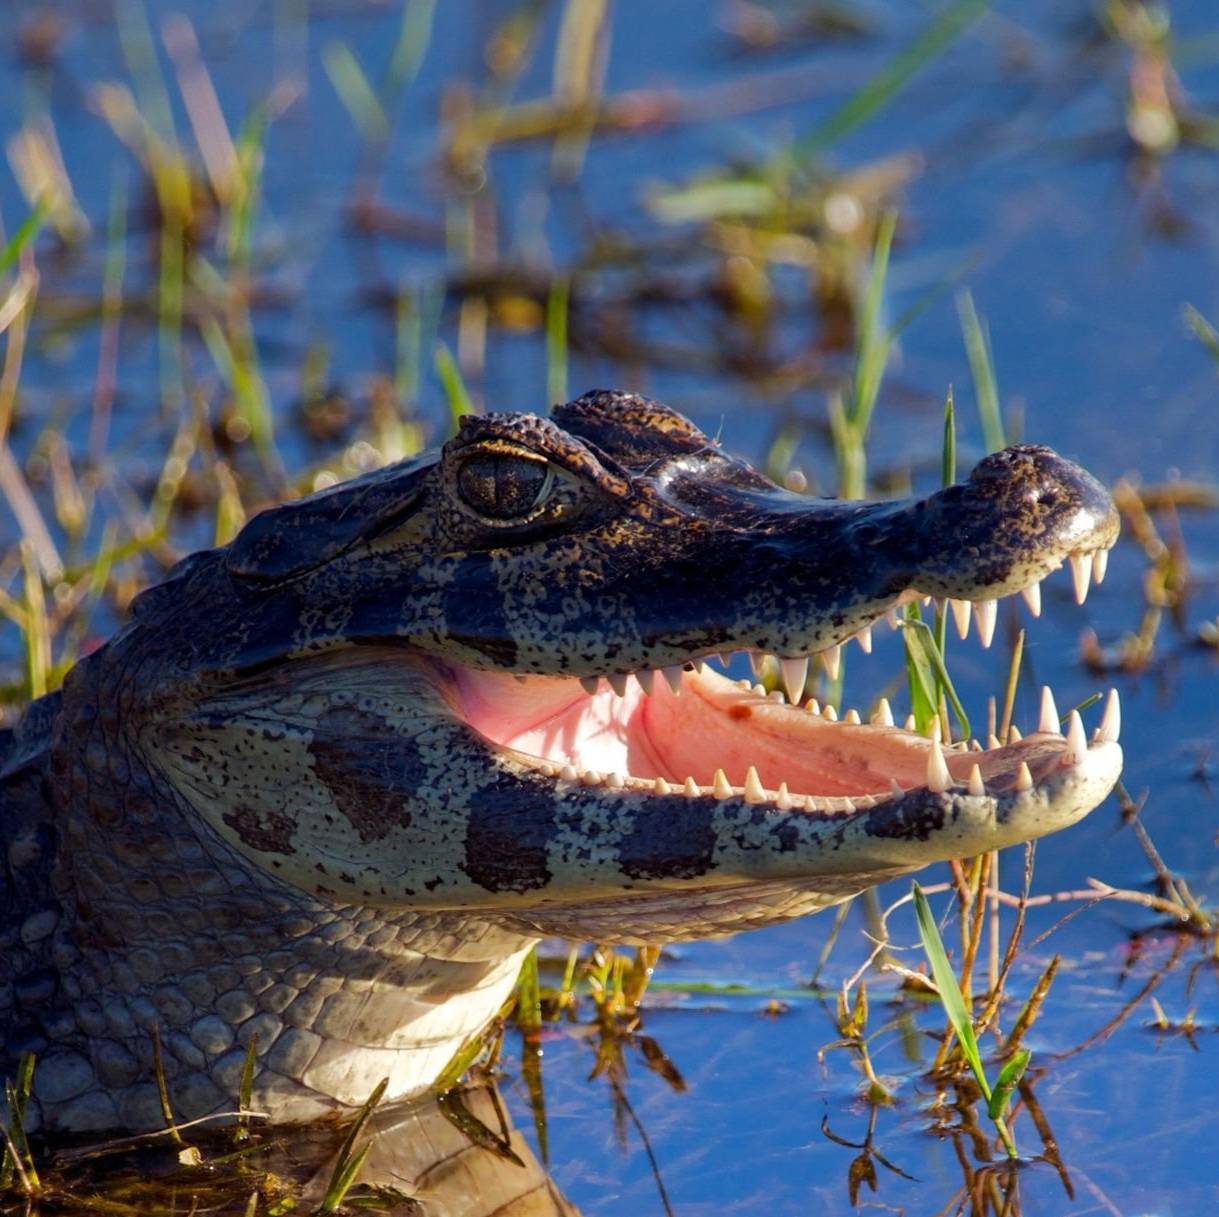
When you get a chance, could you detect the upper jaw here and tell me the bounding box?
[408,443,1119,682]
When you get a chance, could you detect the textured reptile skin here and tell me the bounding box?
[0,391,1123,1132]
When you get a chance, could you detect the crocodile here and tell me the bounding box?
[0,389,1122,1134]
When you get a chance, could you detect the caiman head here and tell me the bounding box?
[103,390,1121,942]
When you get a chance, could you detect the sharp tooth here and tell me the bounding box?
[580,676,601,696]
[636,669,655,695]
[560,764,578,781]
[872,697,894,727]
[804,698,821,715]
[1008,724,1023,742]
[822,643,842,681]
[1066,710,1087,762]
[780,656,809,705]
[889,779,905,798]
[582,769,602,785]
[970,738,983,751]
[775,782,792,811]
[929,714,943,744]
[653,776,672,795]
[712,769,733,799]
[844,708,861,724]
[1099,688,1121,742]
[1092,548,1109,584]
[926,741,952,793]
[1038,686,1061,734]
[662,666,684,695]
[606,772,624,789]
[968,764,985,796]
[1069,552,1091,604]
[885,607,900,629]
[855,624,873,654]
[904,714,917,731]
[823,704,838,722]
[987,733,1001,751]
[950,598,972,640]
[747,652,762,678]
[1021,581,1042,618]
[974,599,998,648]
[744,765,766,804]
[752,683,768,697]
[607,673,628,698]
[769,690,787,703]
[1015,762,1033,791]
[683,776,699,797]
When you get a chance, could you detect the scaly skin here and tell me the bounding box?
[0,391,1122,1132]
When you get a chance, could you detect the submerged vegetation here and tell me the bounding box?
[2,1,1218,1213]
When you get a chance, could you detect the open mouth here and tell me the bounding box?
[444,544,1122,817]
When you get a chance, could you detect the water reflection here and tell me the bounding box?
[312,1087,578,1217]
[43,1084,576,1217]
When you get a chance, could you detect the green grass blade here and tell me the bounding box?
[318,1141,372,1214]
[323,41,389,141]
[0,200,49,278]
[1183,303,1219,366]
[847,211,897,437]
[515,947,542,1035]
[319,1078,387,1213]
[912,883,990,1099]
[957,288,1005,453]
[434,341,474,433]
[236,1034,258,1132]
[901,603,937,733]
[794,0,989,159]
[902,617,970,740]
[839,212,897,500]
[546,274,570,406]
[386,0,437,96]
[941,386,956,488]
[19,542,50,700]
[987,1048,1030,1121]
[514,949,549,1163]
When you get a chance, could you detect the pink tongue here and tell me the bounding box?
[448,667,929,795]
[638,677,924,794]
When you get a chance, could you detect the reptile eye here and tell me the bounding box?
[456,452,553,520]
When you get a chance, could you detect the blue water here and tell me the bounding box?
[1,2,1217,1212]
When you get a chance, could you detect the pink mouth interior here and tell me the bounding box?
[446,665,1035,797]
